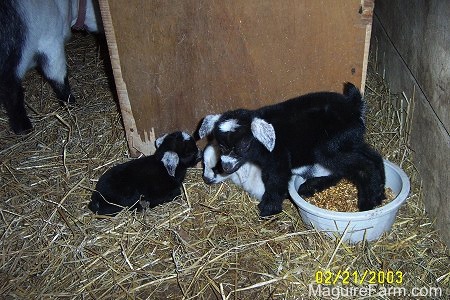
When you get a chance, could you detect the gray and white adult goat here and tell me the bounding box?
[0,0,102,134]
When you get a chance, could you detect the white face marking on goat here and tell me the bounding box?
[202,145,218,180]
[219,119,240,133]
[220,155,241,173]
[231,163,265,200]
[203,145,265,200]
[202,145,231,183]
[182,132,191,141]
[161,151,179,177]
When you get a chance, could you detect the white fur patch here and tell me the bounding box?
[221,155,240,172]
[199,114,221,139]
[203,145,217,169]
[219,119,240,133]
[291,164,331,178]
[251,118,276,152]
[291,166,311,176]
[155,134,168,148]
[15,0,100,79]
[161,151,179,177]
[203,144,264,200]
[182,132,191,141]
[311,164,331,177]
[202,145,230,183]
[231,163,265,200]
[221,155,239,165]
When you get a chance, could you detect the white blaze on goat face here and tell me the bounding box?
[202,145,220,182]
[202,145,231,183]
[219,119,240,133]
[221,155,240,173]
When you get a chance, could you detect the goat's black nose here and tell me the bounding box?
[202,176,214,185]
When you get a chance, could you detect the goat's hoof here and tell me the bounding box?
[358,199,376,211]
[297,184,316,197]
[11,117,33,135]
[258,202,282,217]
[59,93,76,106]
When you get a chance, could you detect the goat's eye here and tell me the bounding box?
[235,140,251,154]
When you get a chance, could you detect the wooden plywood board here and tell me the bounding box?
[99,0,374,155]
[372,1,450,247]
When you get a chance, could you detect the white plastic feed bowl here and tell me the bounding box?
[288,160,410,243]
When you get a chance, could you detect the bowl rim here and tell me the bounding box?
[288,159,411,221]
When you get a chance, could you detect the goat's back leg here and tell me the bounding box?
[146,188,182,208]
[297,175,342,197]
[317,145,386,211]
[1,74,32,134]
[353,146,386,210]
[38,45,75,104]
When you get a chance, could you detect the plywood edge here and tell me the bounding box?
[98,0,155,156]
[360,0,375,94]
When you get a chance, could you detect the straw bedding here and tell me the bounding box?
[0,33,448,299]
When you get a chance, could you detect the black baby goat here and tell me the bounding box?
[199,82,385,217]
[89,131,201,215]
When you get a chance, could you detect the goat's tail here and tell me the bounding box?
[343,82,366,124]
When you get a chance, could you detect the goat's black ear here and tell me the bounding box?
[155,133,168,148]
[161,151,179,176]
[198,114,221,139]
[251,118,276,152]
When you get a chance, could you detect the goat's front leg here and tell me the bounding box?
[257,164,290,217]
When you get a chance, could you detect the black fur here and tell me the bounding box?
[206,83,385,216]
[89,132,201,216]
[0,0,31,134]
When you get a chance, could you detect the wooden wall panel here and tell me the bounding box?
[372,0,450,247]
[99,0,373,155]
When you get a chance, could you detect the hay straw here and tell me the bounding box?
[0,33,448,299]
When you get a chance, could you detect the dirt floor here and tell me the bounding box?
[0,33,448,299]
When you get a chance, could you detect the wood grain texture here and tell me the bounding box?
[98,0,155,156]
[102,0,372,155]
[372,0,450,246]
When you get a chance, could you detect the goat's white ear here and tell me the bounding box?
[155,134,168,148]
[161,151,179,177]
[251,118,276,152]
[198,114,221,139]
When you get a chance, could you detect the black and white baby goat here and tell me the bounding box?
[89,131,201,216]
[199,82,386,217]
[202,143,265,200]
[0,0,102,134]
